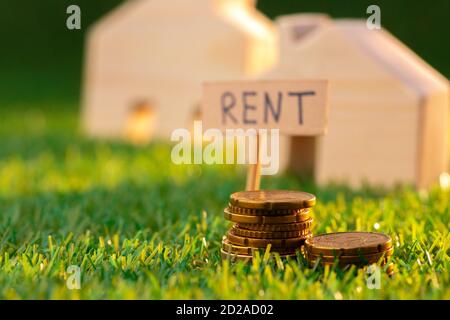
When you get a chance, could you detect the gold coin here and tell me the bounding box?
[227,204,308,216]
[305,232,393,256]
[229,190,316,210]
[227,229,311,248]
[237,218,313,232]
[221,238,297,255]
[221,249,298,262]
[305,247,394,264]
[221,249,253,262]
[232,225,311,239]
[224,208,310,224]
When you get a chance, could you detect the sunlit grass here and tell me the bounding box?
[0,105,449,299]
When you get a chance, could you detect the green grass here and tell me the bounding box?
[0,103,449,300]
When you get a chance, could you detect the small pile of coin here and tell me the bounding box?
[221,190,316,262]
[304,232,394,272]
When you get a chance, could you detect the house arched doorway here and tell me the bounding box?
[124,100,156,144]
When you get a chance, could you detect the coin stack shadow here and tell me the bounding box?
[221,190,316,262]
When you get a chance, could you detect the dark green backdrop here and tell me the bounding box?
[0,0,448,105]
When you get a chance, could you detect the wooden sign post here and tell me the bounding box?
[202,80,328,190]
[245,134,261,191]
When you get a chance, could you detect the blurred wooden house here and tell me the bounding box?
[82,0,275,143]
[264,14,449,189]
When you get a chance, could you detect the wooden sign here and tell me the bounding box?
[202,80,328,135]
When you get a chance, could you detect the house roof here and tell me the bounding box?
[337,20,448,94]
[89,0,274,41]
[272,14,448,95]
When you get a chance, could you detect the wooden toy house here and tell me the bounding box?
[264,14,449,189]
[82,0,275,143]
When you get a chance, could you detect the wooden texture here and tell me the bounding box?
[245,134,261,190]
[82,0,276,140]
[202,80,328,134]
[260,14,449,189]
[83,5,448,189]
[203,79,328,191]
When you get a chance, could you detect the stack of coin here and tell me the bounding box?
[304,232,394,273]
[221,190,316,262]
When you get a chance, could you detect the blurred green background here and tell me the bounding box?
[0,1,449,299]
[0,0,448,107]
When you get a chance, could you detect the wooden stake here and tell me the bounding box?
[245,134,261,191]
